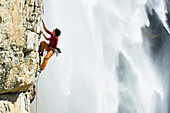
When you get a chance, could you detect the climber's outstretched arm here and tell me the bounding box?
[40,30,48,40]
[41,19,53,36]
[42,20,47,31]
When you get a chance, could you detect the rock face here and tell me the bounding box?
[141,7,170,54]
[142,2,170,113]
[0,0,43,112]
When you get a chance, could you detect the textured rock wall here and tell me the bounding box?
[0,0,43,112]
[0,92,31,113]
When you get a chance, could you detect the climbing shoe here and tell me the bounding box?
[39,52,43,56]
[38,69,42,73]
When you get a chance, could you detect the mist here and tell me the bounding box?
[31,0,169,113]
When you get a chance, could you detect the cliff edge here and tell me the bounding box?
[0,0,43,112]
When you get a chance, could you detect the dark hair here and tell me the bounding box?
[55,28,61,36]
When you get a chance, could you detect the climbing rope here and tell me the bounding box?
[36,34,42,113]
[36,72,41,113]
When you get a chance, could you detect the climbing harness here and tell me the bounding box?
[48,45,62,57]
[54,47,61,57]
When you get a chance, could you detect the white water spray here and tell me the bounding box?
[31,0,168,113]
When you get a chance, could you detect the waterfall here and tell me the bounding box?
[31,0,170,113]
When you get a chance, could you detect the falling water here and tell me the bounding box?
[31,0,169,113]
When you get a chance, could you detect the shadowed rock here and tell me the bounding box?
[141,6,170,54]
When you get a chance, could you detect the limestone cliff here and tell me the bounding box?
[0,0,43,112]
